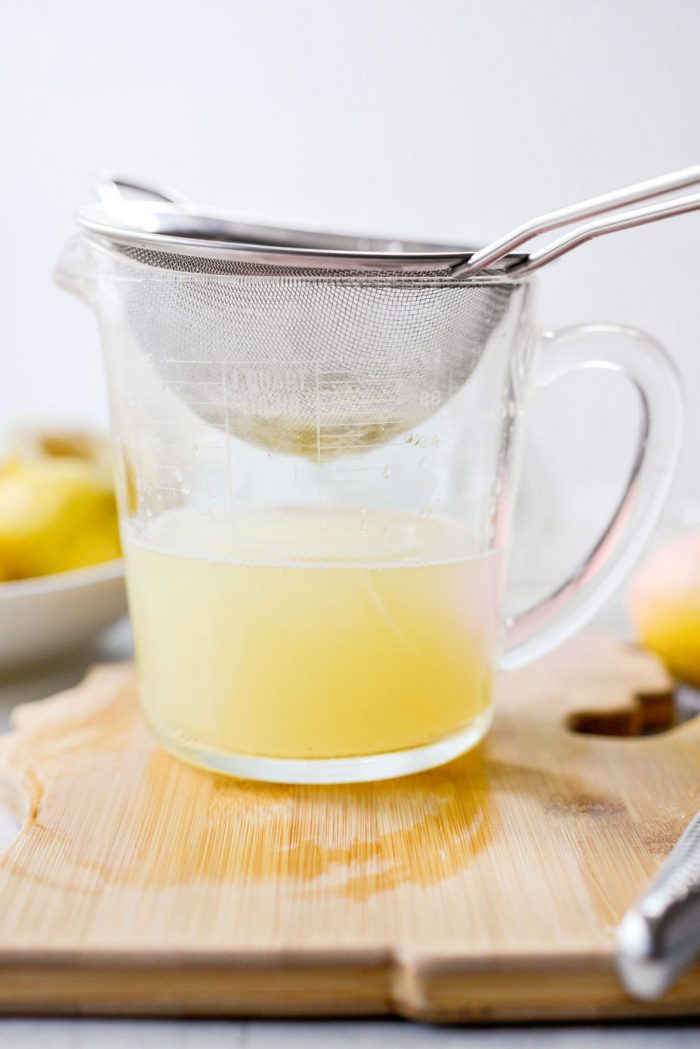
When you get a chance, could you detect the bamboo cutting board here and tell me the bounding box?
[1,633,700,1022]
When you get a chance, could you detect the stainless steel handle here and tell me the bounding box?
[453,162,700,277]
[616,809,700,1000]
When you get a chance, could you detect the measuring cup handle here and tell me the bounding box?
[501,323,683,672]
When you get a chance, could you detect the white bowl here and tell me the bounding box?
[0,560,127,670]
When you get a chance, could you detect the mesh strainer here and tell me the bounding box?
[70,166,700,458]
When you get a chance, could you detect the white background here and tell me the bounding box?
[1,0,699,575]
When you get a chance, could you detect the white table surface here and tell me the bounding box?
[1,1019,700,1048]
[1,619,698,1048]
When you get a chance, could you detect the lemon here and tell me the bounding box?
[629,532,700,689]
[0,428,121,581]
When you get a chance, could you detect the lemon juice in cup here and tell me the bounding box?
[126,505,500,765]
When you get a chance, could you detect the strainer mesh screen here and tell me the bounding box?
[110,244,517,457]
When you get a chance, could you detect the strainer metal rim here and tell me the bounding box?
[76,201,530,278]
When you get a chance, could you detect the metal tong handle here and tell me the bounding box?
[454,163,700,277]
[617,809,700,1000]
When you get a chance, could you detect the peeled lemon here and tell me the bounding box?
[0,427,121,581]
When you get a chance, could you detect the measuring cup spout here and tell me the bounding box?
[54,235,95,303]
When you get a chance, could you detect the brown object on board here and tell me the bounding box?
[0,633,698,1022]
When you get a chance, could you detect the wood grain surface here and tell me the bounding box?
[0,633,699,1022]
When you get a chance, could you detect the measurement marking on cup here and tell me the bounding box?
[161,358,314,367]
[318,446,394,455]
[318,424,399,433]
[153,377,224,387]
[317,464,390,473]
[148,441,229,452]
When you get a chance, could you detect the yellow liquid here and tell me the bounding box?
[125,507,500,761]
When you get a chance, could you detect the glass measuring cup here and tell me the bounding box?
[57,215,683,783]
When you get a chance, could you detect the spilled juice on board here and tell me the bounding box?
[125,506,501,761]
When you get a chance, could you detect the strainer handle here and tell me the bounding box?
[501,323,683,671]
[94,172,189,206]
